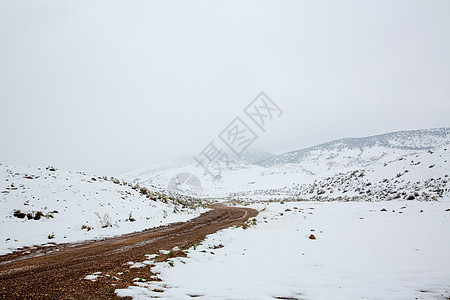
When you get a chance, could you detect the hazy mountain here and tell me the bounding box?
[259,127,450,167]
[122,127,450,198]
[228,148,277,164]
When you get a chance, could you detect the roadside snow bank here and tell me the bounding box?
[0,164,205,255]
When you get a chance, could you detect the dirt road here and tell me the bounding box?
[0,205,258,299]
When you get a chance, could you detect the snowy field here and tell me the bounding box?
[117,200,450,300]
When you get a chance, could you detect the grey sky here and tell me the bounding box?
[1,0,449,175]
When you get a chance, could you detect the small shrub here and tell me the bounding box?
[13,210,26,219]
[34,211,44,220]
[140,187,150,196]
[95,212,112,228]
[81,224,93,231]
[210,243,224,250]
[238,218,257,230]
[43,212,54,219]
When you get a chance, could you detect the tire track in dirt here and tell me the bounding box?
[0,205,258,299]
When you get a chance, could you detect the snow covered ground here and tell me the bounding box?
[116,200,450,300]
[0,164,205,255]
[2,127,449,298]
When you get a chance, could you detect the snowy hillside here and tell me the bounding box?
[0,164,205,255]
[233,146,450,202]
[123,127,450,200]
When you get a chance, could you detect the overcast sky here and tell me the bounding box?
[1,0,449,175]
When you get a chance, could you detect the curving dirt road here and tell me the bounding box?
[0,205,258,299]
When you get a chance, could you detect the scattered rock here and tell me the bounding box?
[406,195,415,200]
[380,208,387,212]
[445,209,450,212]
[309,234,316,240]
[285,209,291,212]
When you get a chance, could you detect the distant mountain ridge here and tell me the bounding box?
[257,127,450,167]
